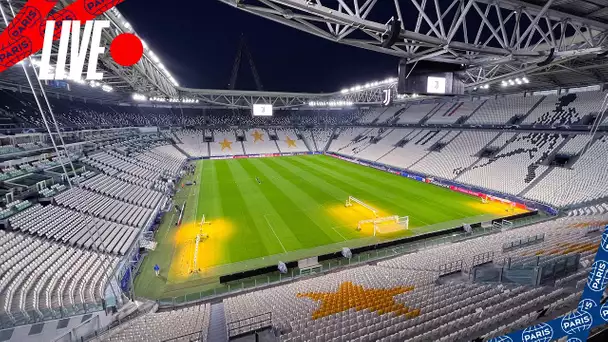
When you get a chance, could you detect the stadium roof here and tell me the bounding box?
[2,0,608,108]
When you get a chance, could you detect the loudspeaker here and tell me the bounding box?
[537,48,555,67]
[382,17,401,48]
[398,59,407,94]
[341,247,352,259]
[278,261,288,274]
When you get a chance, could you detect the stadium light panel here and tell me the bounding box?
[132,93,147,101]
[515,78,522,85]
[508,79,515,85]
[102,85,113,92]
[341,89,348,94]
[523,77,530,83]
[501,81,507,87]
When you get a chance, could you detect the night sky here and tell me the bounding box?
[116,0,399,93]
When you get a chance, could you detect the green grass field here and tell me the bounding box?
[134,155,524,299]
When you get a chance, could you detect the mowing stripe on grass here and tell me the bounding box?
[214,161,275,262]
[286,156,438,227]
[301,155,478,222]
[240,158,336,247]
[247,158,344,243]
[266,157,350,203]
[226,159,302,253]
[312,155,482,217]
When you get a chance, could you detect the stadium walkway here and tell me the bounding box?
[208,302,228,342]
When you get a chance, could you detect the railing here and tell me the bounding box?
[438,260,464,276]
[162,331,203,342]
[470,251,495,270]
[158,214,551,309]
[0,301,104,330]
[227,312,272,338]
[502,233,545,252]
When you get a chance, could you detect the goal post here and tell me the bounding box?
[200,214,211,227]
[191,214,211,274]
[357,215,409,236]
[345,196,378,217]
[374,216,409,236]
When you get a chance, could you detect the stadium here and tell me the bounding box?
[0,0,608,341]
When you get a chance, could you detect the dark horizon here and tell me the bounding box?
[116,0,399,93]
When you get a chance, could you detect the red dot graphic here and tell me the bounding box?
[110,33,143,67]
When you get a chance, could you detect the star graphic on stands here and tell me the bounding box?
[219,138,233,151]
[285,136,297,148]
[297,281,419,320]
[252,130,264,142]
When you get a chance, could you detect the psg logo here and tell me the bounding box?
[84,0,121,16]
[567,338,583,342]
[601,302,608,322]
[601,227,608,252]
[39,10,77,40]
[0,37,32,67]
[7,6,41,41]
[587,260,608,292]
[561,310,592,334]
[578,298,597,311]
[521,323,553,342]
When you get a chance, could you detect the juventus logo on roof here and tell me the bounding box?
[382,89,392,106]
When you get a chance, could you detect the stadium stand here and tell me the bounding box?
[210,129,245,156]
[396,103,440,124]
[218,213,604,342]
[175,129,209,158]
[2,87,608,342]
[102,304,211,341]
[467,95,540,125]
[426,99,482,124]
[242,128,280,155]
[275,129,311,153]
[0,229,118,324]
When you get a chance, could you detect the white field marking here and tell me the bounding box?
[163,212,176,241]
[411,215,432,226]
[263,214,287,253]
[330,226,348,241]
[193,161,204,222]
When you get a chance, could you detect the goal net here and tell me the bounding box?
[373,216,409,236]
[358,215,409,236]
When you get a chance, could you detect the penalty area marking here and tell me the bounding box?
[263,214,287,253]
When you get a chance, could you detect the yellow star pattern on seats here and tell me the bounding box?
[285,136,297,148]
[297,281,419,320]
[524,241,599,257]
[252,130,264,143]
[219,138,233,151]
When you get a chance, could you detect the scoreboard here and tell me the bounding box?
[253,104,273,116]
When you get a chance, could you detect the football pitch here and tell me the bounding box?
[135,154,526,299]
